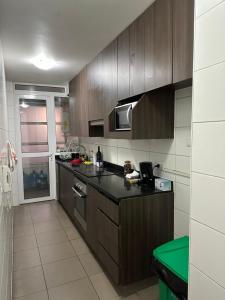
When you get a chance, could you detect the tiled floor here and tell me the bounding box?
[13,200,159,300]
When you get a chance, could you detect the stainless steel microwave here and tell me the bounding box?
[115,101,138,131]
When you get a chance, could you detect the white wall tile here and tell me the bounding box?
[195,0,224,17]
[189,264,225,300]
[175,182,190,214]
[175,127,191,156]
[175,97,192,127]
[193,62,225,122]
[175,174,190,186]
[191,172,225,234]
[190,220,225,288]
[149,139,175,155]
[174,209,190,237]
[176,156,190,174]
[195,2,225,70]
[117,148,149,170]
[102,145,118,164]
[150,152,176,171]
[117,139,150,151]
[192,122,225,178]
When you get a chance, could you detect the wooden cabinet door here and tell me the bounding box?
[173,0,194,83]
[58,165,74,219]
[102,39,118,137]
[69,76,80,136]
[129,15,145,97]
[79,68,89,137]
[117,27,130,100]
[87,54,103,121]
[144,0,172,91]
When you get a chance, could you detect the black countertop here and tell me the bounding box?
[56,159,172,203]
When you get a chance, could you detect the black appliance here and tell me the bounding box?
[139,162,154,187]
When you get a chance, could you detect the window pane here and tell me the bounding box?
[22,157,50,199]
[19,99,49,153]
[55,97,69,150]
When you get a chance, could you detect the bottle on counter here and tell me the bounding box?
[96,146,103,167]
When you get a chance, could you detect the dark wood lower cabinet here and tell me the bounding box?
[87,185,174,285]
[58,164,74,220]
[57,163,174,286]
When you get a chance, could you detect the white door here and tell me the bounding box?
[16,95,56,204]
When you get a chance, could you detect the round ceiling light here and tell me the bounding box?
[31,54,56,70]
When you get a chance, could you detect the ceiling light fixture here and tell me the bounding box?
[31,53,56,70]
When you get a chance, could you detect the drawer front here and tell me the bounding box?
[97,191,119,225]
[97,208,119,263]
[97,242,120,284]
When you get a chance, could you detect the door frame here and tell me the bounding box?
[15,86,68,204]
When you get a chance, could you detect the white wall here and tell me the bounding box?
[79,87,192,238]
[0,42,13,300]
[189,1,225,299]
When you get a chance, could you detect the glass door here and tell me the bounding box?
[17,96,55,203]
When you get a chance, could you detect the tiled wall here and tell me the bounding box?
[79,87,192,238]
[0,43,13,299]
[189,1,225,298]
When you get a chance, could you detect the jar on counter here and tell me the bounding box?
[124,160,132,175]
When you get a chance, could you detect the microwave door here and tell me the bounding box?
[116,105,131,130]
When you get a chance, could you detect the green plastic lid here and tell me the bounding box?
[153,236,189,283]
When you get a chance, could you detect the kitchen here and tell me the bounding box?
[0,0,225,299]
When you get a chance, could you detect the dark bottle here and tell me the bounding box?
[96,146,103,167]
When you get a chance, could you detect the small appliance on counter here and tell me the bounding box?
[139,162,155,187]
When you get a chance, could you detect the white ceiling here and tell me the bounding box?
[0,0,155,85]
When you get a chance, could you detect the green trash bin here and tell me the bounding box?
[153,236,189,300]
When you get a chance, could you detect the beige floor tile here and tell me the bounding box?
[137,285,159,300]
[59,216,73,228]
[43,257,86,288]
[36,229,68,247]
[79,252,102,276]
[48,277,99,300]
[71,238,90,255]
[34,219,62,234]
[39,241,76,264]
[13,266,46,298]
[13,235,37,252]
[64,226,81,240]
[90,272,120,300]
[31,212,58,224]
[14,248,41,271]
[14,214,32,226]
[13,224,35,238]
[13,290,49,300]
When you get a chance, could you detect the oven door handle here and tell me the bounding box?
[72,187,86,198]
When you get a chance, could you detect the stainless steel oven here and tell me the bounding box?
[72,176,87,231]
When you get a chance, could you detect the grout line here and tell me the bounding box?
[191,217,225,238]
[196,0,225,19]
[190,263,225,292]
[192,170,225,181]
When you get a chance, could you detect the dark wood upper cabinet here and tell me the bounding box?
[87,54,103,121]
[129,14,145,97]
[102,39,118,137]
[79,68,89,137]
[173,0,194,84]
[69,76,80,136]
[144,0,173,91]
[117,27,130,100]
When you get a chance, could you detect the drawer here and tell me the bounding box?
[97,191,119,225]
[97,208,119,263]
[97,242,120,284]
